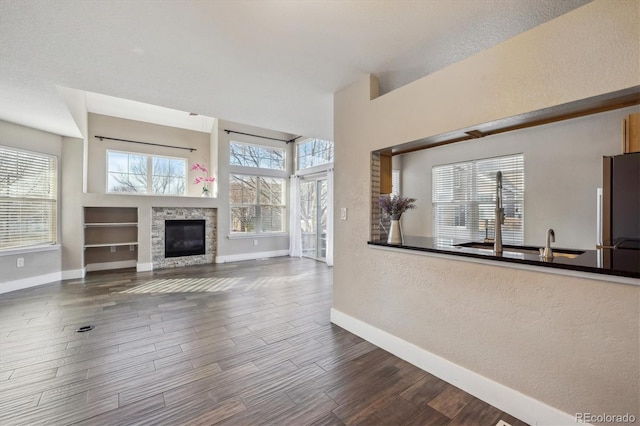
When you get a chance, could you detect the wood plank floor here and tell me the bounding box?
[0,257,528,425]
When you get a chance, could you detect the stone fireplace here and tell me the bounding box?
[152,207,217,269]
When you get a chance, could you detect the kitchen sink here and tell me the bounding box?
[546,251,584,259]
[455,242,585,259]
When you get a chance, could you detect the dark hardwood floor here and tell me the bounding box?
[0,257,528,425]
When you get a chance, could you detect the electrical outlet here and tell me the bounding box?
[16,257,24,268]
[340,207,347,220]
[110,246,116,253]
[129,245,135,251]
[253,239,258,246]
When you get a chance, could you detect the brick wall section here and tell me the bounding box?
[371,152,381,241]
[152,207,217,269]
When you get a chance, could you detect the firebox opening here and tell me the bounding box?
[165,219,206,258]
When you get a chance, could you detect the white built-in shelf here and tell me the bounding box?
[84,242,138,248]
[83,207,138,271]
[84,222,138,228]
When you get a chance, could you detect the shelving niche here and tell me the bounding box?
[84,207,138,272]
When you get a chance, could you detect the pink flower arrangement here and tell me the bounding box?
[191,163,215,194]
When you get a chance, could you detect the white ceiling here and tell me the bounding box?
[0,0,591,141]
[85,90,216,134]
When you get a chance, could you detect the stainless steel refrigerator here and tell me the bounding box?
[600,152,640,270]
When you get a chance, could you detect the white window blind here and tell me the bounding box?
[432,154,524,245]
[229,174,286,234]
[392,169,400,197]
[0,145,58,250]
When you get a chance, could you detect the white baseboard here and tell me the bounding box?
[330,308,581,426]
[86,260,137,272]
[61,268,86,280]
[216,250,289,264]
[136,262,153,272]
[1,272,61,295]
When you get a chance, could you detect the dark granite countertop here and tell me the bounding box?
[368,236,640,280]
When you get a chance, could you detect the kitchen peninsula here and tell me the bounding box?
[368,236,640,281]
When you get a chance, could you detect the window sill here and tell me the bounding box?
[104,192,218,199]
[228,233,288,240]
[0,244,61,257]
[296,163,334,175]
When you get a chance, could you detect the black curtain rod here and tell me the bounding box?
[94,135,197,152]
[224,129,300,144]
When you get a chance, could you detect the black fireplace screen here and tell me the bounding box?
[165,219,206,258]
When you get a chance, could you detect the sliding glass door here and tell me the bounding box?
[300,177,328,260]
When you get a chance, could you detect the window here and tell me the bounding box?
[107,151,186,195]
[296,139,334,170]
[230,174,286,233]
[229,141,288,235]
[432,154,524,245]
[392,169,400,197]
[230,142,285,170]
[0,145,57,250]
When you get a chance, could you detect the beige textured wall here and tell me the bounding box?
[367,0,640,151]
[333,0,639,420]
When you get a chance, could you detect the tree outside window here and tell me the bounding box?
[230,174,285,234]
[107,151,186,195]
[230,142,285,170]
[296,139,334,171]
[229,140,288,235]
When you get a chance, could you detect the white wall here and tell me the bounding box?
[0,120,62,286]
[61,136,85,277]
[58,86,89,192]
[401,105,639,249]
[333,1,639,423]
